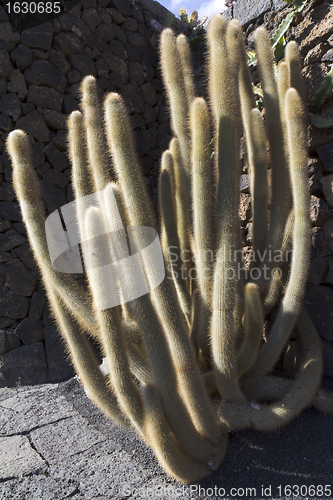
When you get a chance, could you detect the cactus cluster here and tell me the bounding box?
[7,14,333,483]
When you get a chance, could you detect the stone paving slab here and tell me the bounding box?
[1,376,333,499]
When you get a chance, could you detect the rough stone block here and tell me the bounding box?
[233,0,271,26]
[0,435,47,480]
[0,342,47,387]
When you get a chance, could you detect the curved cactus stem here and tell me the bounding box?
[159,161,191,318]
[143,384,213,484]
[248,88,310,378]
[249,108,269,259]
[7,130,98,337]
[191,98,213,306]
[176,33,196,108]
[80,76,112,191]
[48,286,129,428]
[127,343,153,384]
[208,15,246,406]
[285,41,307,108]
[169,137,192,291]
[218,305,322,430]
[105,90,221,447]
[253,28,291,292]
[277,61,290,130]
[160,29,192,206]
[237,283,263,377]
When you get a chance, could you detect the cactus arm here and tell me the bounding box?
[191,97,213,306]
[84,206,145,435]
[169,137,192,292]
[159,164,191,317]
[143,384,213,484]
[176,34,196,108]
[249,108,269,258]
[285,41,307,107]
[249,88,310,378]
[236,283,263,377]
[80,76,111,191]
[160,29,192,204]
[253,28,291,291]
[207,15,246,406]
[47,287,129,428]
[7,130,97,336]
[105,90,221,446]
[219,305,322,430]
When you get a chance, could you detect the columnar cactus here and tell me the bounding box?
[7,14,333,483]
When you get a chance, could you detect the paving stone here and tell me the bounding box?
[304,283,333,342]
[0,476,78,500]
[5,261,36,296]
[27,85,63,112]
[0,342,47,387]
[15,110,50,143]
[21,22,53,51]
[44,325,74,382]
[10,45,32,71]
[30,414,107,464]
[24,61,67,94]
[54,31,84,57]
[0,383,76,435]
[0,435,47,480]
[15,318,44,345]
[40,179,67,212]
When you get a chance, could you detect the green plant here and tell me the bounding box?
[7,15,333,484]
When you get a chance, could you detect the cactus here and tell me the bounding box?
[7,14,333,484]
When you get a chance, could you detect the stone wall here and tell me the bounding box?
[0,0,187,385]
[1,0,333,385]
